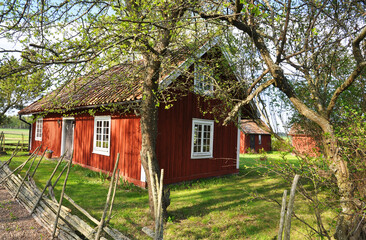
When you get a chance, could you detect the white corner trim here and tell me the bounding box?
[140,163,146,182]
[237,117,241,169]
[159,36,220,89]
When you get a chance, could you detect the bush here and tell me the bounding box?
[271,136,291,151]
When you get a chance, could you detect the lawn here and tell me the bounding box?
[0,151,335,239]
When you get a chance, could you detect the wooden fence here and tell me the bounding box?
[0,147,130,240]
[0,131,29,152]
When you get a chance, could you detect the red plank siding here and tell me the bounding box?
[31,114,62,156]
[157,91,239,184]
[240,133,271,153]
[290,135,319,157]
[30,90,242,187]
[31,112,143,186]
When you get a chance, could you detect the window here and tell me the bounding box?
[35,118,43,141]
[258,134,262,145]
[194,63,214,95]
[191,119,214,159]
[93,116,111,156]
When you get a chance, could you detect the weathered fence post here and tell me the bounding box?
[0,146,41,185]
[0,142,20,170]
[31,154,66,214]
[95,153,120,240]
[278,190,287,240]
[144,152,164,240]
[281,174,300,240]
[52,156,73,239]
[14,147,42,198]
[21,134,24,152]
[30,147,48,178]
[1,131,4,152]
[106,169,120,224]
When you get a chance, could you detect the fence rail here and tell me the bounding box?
[0,131,29,152]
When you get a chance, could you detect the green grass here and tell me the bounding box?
[0,151,335,239]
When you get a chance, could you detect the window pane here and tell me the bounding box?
[94,117,111,153]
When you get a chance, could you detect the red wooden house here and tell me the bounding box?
[289,125,320,157]
[19,39,249,187]
[239,119,271,153]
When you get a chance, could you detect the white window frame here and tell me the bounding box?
[258,134,262,145]
[191,118,214,159]
[194,62,214,95]
[93,116,111,156]
[35,118,43,141]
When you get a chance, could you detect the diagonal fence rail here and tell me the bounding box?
[0,148,130,240]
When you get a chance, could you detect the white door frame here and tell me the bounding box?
[237,115,240,169]
[60,117,75,156]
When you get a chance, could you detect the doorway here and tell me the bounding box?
[61,118,74,159]
[249,134,255,150]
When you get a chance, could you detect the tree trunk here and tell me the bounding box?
[241,24,365,239]
[317,121,365,240]
[140,56,170,220]
[233,24,362,239]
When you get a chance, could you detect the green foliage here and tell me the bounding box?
[255,153,336,238]
[335,108,366,200]
[0,56,50,123]
[0,115,32,129]
[271,136,292,152]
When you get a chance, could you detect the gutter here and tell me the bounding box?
[18,114,31,151]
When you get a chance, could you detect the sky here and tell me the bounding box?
[1,32,291,132]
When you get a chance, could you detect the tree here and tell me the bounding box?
[0,56,49,124]
[194,1,366,239]
[0,0,199,219]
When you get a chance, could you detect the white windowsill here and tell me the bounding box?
[191,153,213,159]
[92,149,110,156]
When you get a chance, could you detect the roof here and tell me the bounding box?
[19,37,226,115]
[19,63,145,114]
[240,119,271,135]
[288,124,312,136]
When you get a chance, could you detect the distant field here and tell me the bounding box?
[0,128,29,135]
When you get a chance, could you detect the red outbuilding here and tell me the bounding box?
[239,119,271,153]
[289,125,320,157]
[19,39,252,187]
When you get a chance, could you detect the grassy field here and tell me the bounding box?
[0,151,336,239]
[0,128,29,149]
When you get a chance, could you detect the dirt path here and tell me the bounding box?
[0,186,51,240]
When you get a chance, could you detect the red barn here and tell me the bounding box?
[240,119,271,153]
[19,39,250,187]
[289,125,320,157]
